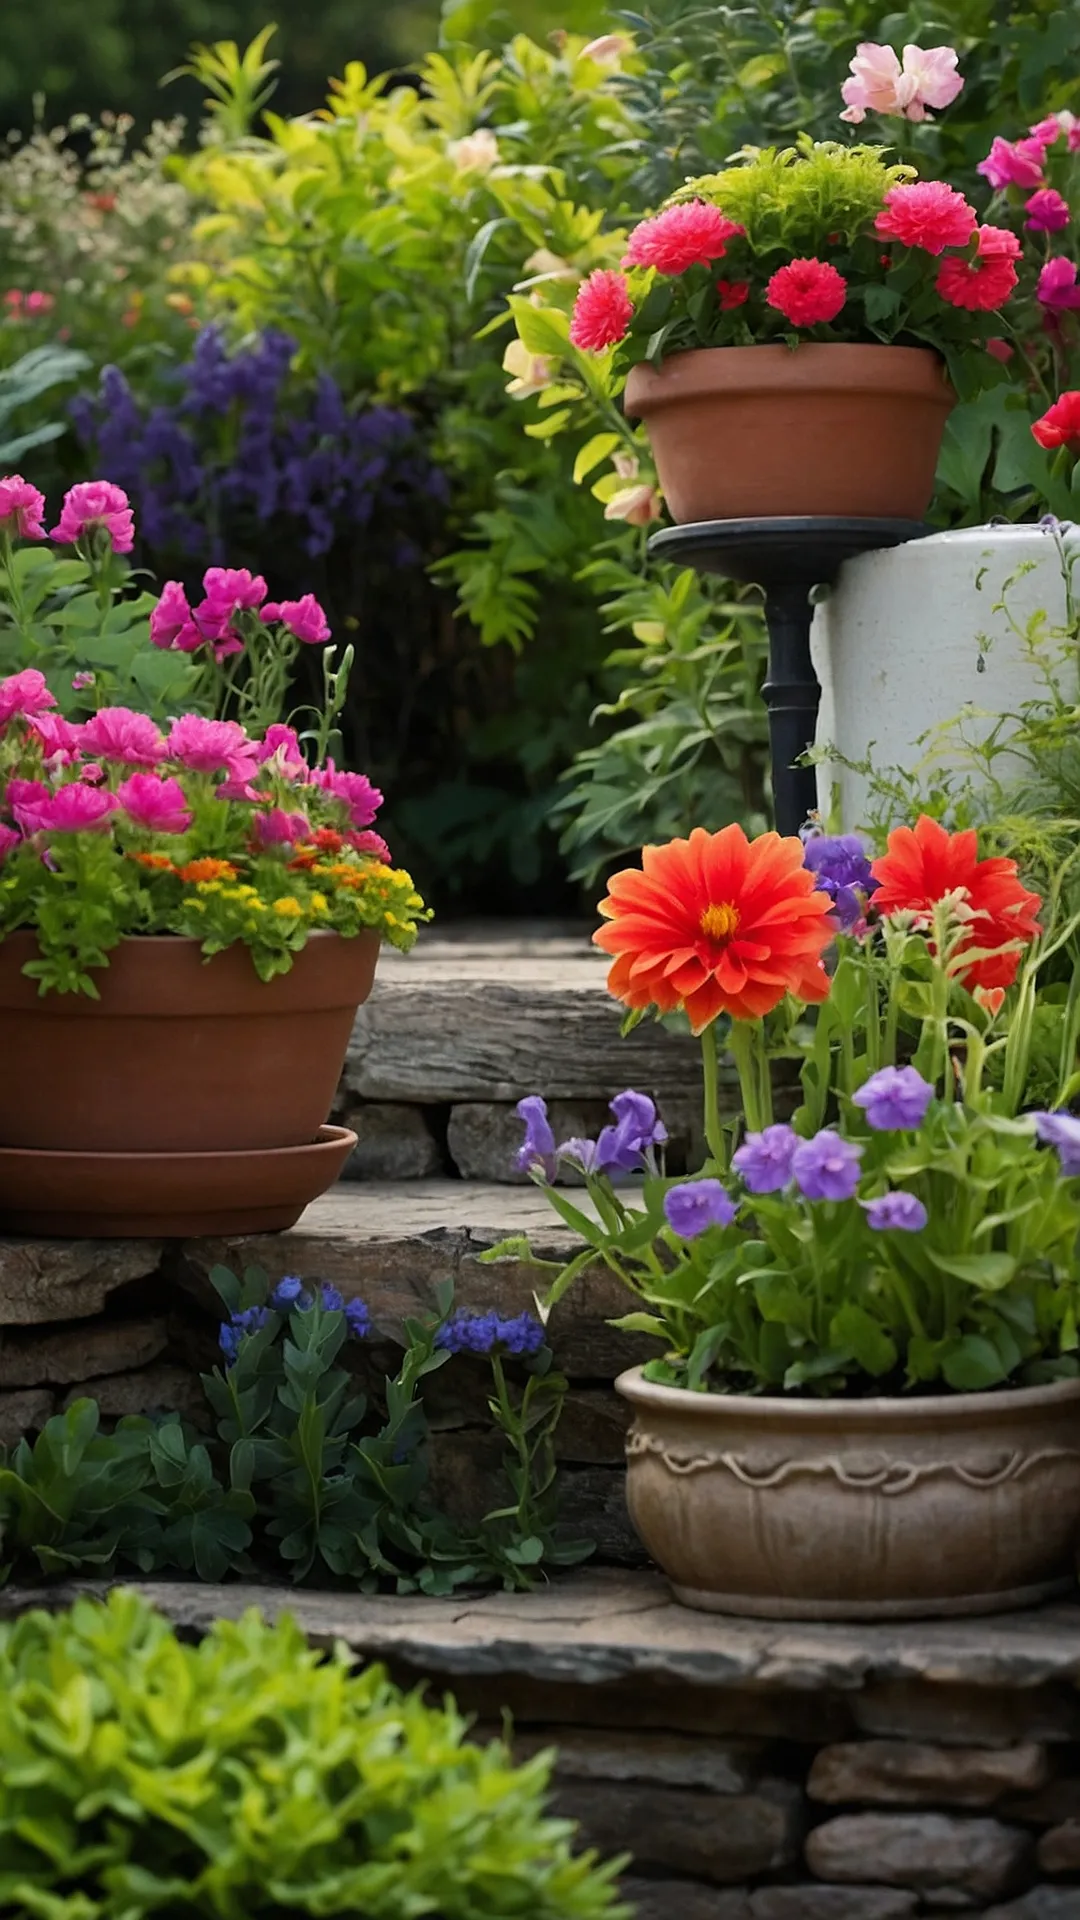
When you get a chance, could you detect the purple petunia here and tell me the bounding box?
[792,1130,864,1202]
[862,1191,929,1232]
[1034,1110,1080,1176]
[516,1095,558,1181]
[732,1124,799,1194]
[801,831,878,930]
[556,1090,668,1181]
[663,1180,737,1239]
[853,1066,935,1132]
[435,1310,547,1357]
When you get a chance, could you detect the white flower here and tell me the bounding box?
[502,338,556,399]
[450,129,500,174]
[581,34,634,67]
[521,247,579,283]
[604,482,662,526]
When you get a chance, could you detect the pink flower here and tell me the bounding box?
[0,824,20,863]
[0,474,46,540]
[0,668,56,728]
[115,772,193,834]
[28,712,82,763]
[71,671,96,692]
[261,593,331,645]
[24,291,54,316]
[717,279,750,309]
[252,807,312,847]
[348,829,392,864]
[875,181,977,254]
[193,566,268,662]
[765,258,847,326]
[151,581,203,653]
[50,481,135,554]
[214,759,263,802]
[987,337,1014,364]
[7,778,50,834]
[840,42,963,124]
[1037,258,1080,311]
[167,714,255,774]
[569,270,634,351]
[1025,188,1070,233]
[309,760,384,828]
[937,244,1018,312]
[1032,111,1080,148]
[1032,392,1080,450]
[79,706,166,766]
[256,723,308,779]
[976,224,1022,262]
[35,782,117,833]
[977,136,1047,192]
[623,202,744,274]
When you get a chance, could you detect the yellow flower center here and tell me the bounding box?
[700,901,740,944]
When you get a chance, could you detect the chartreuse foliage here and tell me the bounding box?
[0,1589,628,1920]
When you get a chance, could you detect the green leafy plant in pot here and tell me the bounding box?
[514,814,1080,1619]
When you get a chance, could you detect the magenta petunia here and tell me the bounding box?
[7,777,51,834]
[1025,188,1070,233]
[977,135,1047,192]
[309,759,383,828]
[256,723,308,779]
[115,772,193,835]
[34,782,118,832]
[1037,258,1080,311]
[80,706,166,767]
[50,481,135,554]
[261,593,331,645]
[193,566,268,662]
[251,807,312,847]
[28,712,83,764]
[167,714,255,774]
[0,824,20,862]
[151,581,203,653]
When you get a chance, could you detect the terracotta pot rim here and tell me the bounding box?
[625,342,953,413]
[0,1122,356,1169]
[615,1362,1080,1421]
[0,926,346,954]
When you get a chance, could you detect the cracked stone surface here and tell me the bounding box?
[12,1570,1080,1697]
[0,1240,162,1326]
[805,1811,1032,1900]
[808,1740,1050,1808]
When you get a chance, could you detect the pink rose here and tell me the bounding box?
[115,772,193,835]
[80,706,166,767]
[977,136,1047,192]
[261,593,332,645]
[50,481,135,554]
[0,668,57,728]
[0,474,46,540]
[840,42,963,124]
[34,782,118,833]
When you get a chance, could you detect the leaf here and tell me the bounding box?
[573,432,621,486]
[523,408,573,440]
[929,1251,1018,1293]
[829,1304,897,1378]
[942,1334,1009,1391]
[463,216,507,300]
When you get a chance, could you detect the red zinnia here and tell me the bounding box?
[717,278,750,310]
[937,252,1018,312]
[1032,391,1080,449]
[623,201,744,275]
[765,258,847,327]
[870,815,1042,992]
[569,268,634,351]
[875,181,977,256]
[593,824,834,1032]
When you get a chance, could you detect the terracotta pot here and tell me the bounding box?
[0,929,380,1154]
[0,1123,358,1238]
[623,344,955,523]
[617,1366,1080,1619]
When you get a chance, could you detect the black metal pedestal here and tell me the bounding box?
[648,517,927,836]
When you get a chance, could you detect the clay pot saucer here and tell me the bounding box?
[0,1124,357,1238]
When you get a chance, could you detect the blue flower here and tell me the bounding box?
[218,1305,271,1368]
[270,1275,304,1310]
[1035,1110,1080,1176]
[862,1191,928,1232]
[791,1130,864,1202]
[853,1066,934,1132]
[663,1180,737,1239]
[344,1298,372,1340]
[435,1310,546,1357]
[320,1285,346,1313]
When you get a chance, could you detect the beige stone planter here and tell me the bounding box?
[617,1367,1080,1620]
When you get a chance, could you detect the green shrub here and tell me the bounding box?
[0,1589,628,1920]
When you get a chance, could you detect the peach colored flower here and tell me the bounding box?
[503,339,556,398]
[450,130,499,174]
[840,42,963,124]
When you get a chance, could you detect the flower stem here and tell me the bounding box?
[726,1018,766,1139]
[700,1020,729,1168]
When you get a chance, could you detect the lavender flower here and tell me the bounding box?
[862,1191,928,1232]
[853,1066,934,1132]
[732,1124,799,1194]
[792,1130,864,1202]
[1035,1110,1080,1176]
[802,831,878,930]
[516,1095,557,1180]
[270,1274,304,1310]
[663,1180,737,1239]
[435,1310,546,1357]
[593,1090,668,1175]
[218,1304,271,1366]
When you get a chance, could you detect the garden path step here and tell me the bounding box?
[345,920,709,1104]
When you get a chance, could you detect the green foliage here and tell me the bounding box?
[0,1589,628,1920]
[681,139,912,252]
[0,345,91,465]
[0,1268,590,1593]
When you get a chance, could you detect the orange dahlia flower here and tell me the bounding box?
[593,824,834,1032]
[177,857,238,884]
[870,815,1041,991]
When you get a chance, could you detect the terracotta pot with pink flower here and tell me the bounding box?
[0,480,427,1236]
[558,136,1024,523]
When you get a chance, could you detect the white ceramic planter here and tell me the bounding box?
[810,524,1073,831]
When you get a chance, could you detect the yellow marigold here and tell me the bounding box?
[272,897,304,919]
[187,899,207,913]
[310,892,329,914]
[179,858,238,884]
[196,880,223,895]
